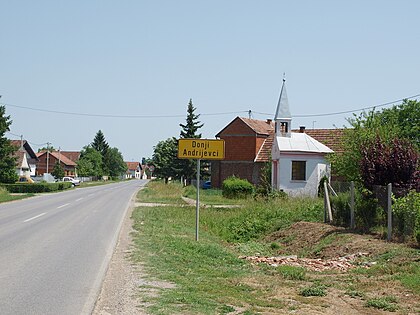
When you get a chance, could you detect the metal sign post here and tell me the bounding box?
[177,138,225,241]
[196,159,200,241]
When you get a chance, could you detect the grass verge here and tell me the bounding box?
[131,181,420,314]
[0,187,33,203]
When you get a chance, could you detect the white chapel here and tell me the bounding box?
[271,79,333,196]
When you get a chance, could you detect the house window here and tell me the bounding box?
[291,161,306,181]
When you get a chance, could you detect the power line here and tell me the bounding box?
[1,93,419,119]
[6,131,49,147]
[2,102,248,118]
[253,93,420,118]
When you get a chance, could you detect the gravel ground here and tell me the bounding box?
[92,203,146,315]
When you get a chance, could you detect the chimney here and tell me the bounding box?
[266,119,272,124]
[299,126,306,133]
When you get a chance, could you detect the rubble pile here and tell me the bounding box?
[239,252,371,272]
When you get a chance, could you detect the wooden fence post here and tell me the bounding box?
[387,183,392,242]
[324,181,333,223]
[350,181,355,229]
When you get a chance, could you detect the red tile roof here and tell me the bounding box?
[255,133,274,162]
[216,116,274,137]
[60,151,81,163]
[216,117,345,162]
[10,140,38,159]
[36,151,77,166]
[239,117,274,135]
[126,162,140,171]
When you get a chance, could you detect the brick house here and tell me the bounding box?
[211,116,344,189]
[60,151,81,164]
[211,117,275,188]
[36,151,77,177]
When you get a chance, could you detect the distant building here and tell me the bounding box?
[11,140,39,177]
[125,162,143,179]
[36,151,77,177]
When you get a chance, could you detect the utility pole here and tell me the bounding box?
[46,142,51,174]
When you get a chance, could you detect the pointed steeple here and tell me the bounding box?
[274,76,292,137]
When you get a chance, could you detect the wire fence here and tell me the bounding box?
[325,181,419,244]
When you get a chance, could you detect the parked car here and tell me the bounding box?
[202,180,211,189]
[62,177,81,186]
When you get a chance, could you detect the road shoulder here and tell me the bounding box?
[92,199,145,315]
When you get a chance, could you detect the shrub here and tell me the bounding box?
[392,191,420,244]
[222,176,254,199]
[331,192,351,227]
[360,136,419,193]
[365,296,398,312]
[299,284,326,297]
[1,182,73,193]
[355,189,383,232]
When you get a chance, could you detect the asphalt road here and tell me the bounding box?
[0,179,148,315]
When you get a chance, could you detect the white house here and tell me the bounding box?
[11,140,39,177]
[271,79,333,196]
[125,162,143,179]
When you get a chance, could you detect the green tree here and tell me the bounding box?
[105,147,127,178]
[179,99,205,183]
[152,137,180,183]
[377,99,420,150]
[330,100,420,184]
[0,105,18,183]
[51,161,65,179]
[91,130,111,175]
[180,99,204,138]
[77,146,103,178]
[91,130,110,156]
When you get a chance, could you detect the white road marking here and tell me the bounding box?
[76,198,84,202]
[57,203,70,209]
[24,213,46,222]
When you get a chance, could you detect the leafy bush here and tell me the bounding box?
[365,296,398,312]
[222,176,254,199]
[1,182,73,193]
[331,192,351,227]
[360,136,419,193]
[392,191,420,244]
[299,284,326,297]
[355,189,383,232]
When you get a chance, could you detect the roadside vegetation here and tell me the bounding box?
[131,181,419,314]
[0,186,33,203]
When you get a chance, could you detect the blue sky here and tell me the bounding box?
[1,1,419,160]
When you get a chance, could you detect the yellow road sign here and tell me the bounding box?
[178,139,225,160]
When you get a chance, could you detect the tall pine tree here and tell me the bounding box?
[91,130,110,156]
[91,130,110,175]
[0,105,18,183]
[180,99,203,138]
[179,99,204,183]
